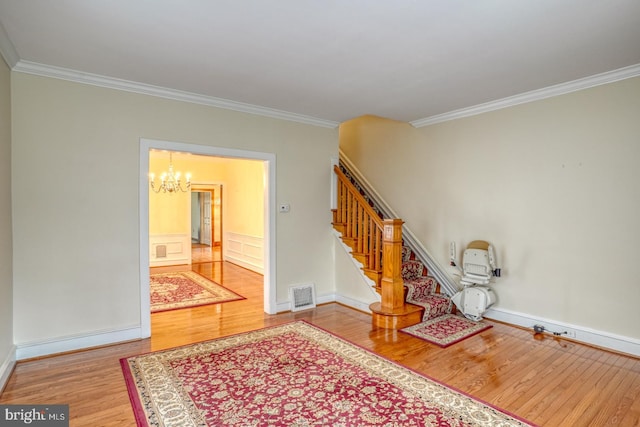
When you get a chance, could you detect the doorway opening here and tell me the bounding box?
[140,138,277,338]
[191,185,222,263]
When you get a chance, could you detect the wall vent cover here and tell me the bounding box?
[289,284,316,312]
[156,245,167,258]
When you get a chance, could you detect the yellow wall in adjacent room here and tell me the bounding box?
[148,152,264,240]
[149,154,191,236]
[223,159,265,238]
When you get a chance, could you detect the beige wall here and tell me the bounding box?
[11,73,338,346]
[333,238,380,312]
[0,57,13,374]
[340,77,640,340]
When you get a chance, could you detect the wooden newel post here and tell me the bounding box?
[380,218,404,312]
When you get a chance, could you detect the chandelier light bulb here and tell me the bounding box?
[149,152,192,194]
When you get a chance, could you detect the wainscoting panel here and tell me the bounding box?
[150,233,191,267]
[224,232,264,274]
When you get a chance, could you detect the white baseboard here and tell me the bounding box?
[15,327,143,361]
[485,307,640,357]
[335,293,375,314]
[261,292,640,357]
[224,255,264,275]
[276,292,374,315]
[276,292,339,313]
[0,345,16,392]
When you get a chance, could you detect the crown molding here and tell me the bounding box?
[12,60,340,129]
[0,21,19,68]
[11,56,640,130]
[410,63,640,128]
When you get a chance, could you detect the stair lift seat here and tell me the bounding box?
[451,286,496,322]
[402,259,453,321]
[451,240,499,321]
[460,249,492,286]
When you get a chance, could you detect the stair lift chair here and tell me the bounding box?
[450,240,500,321]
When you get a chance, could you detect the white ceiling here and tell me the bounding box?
[1,1,639,127]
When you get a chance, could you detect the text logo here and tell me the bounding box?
[0,405,68,426]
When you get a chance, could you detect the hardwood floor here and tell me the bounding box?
[2,261,639,426]
[191,243,221,263]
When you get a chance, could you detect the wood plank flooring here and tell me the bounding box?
[191,243,221,263]
[2,260,639,426]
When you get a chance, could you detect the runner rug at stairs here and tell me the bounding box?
[401,313,493,348]
[150,271,244,313]
[121,320,535,426]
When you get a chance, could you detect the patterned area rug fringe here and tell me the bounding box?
[401,313,493,347]
[121,320,534,426]
[150,271,244,313]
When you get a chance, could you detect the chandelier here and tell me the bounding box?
[149,152,191,193]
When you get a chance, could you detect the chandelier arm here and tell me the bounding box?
[149,152,192,194]
[149,181,162,193]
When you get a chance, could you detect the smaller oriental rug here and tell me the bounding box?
[150,271,244,313]
[401,314,493,347]
[121,321,535,426]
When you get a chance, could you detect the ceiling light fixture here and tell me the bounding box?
[149,152,191,193]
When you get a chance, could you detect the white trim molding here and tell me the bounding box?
[411,63,640,128]
[275,291,336,314]
[275,293,371,315]
[140,138,278,326]
[15,327,142,361]
[0,345,16,392]
[335,293,375,314]
[486,307,640,357]
[332,229,379,294]
[12,60,339,129]
[332,230,380,313]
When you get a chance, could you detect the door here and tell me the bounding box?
[201,191,212,246]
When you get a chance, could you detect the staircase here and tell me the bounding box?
[332,162,454,329]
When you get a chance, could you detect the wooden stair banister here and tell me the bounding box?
[332,165,423,329]
[332,165,384,289]
[381,218,405,311]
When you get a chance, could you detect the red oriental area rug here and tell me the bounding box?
[150,271,244,313]
[121,321,535,426]
[401,314,493,347]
